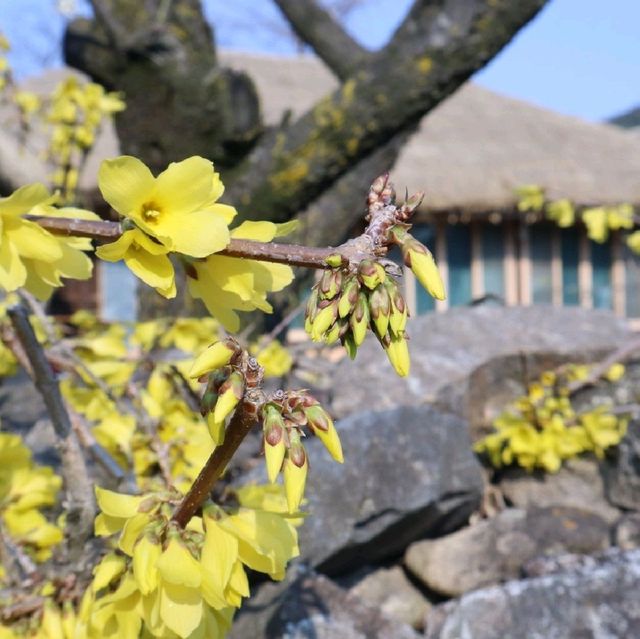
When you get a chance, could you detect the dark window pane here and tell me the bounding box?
[530,225,552,304]
[592,240,612,309]
[561,227,580,306]
[482,224,504,301]
[446,224,471,307]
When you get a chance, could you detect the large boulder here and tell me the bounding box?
[424,548,640,639]
[243,405,483,574]
[265,572,422,639]
[405,506,611,597]
[500,458,620,524]
[329,307,631,424]
[604,419,640,511]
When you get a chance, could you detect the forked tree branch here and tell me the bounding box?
[273,0,371,80]
[7,306,96,557]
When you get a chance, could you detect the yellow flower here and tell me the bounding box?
[188,221,295,331]
[97,228,176,298]
[98,155,232,257]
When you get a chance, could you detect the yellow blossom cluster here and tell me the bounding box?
[97,156,294,331]
[515,184,638,252]
[0,432,63,572]
[72,485,299,638]
[0,184,98,299]
[474,364,629,472]
[27,76,124,202]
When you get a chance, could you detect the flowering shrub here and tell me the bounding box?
[0,141,445,637]
[475,363,629,473]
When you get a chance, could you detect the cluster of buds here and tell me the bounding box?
[262,390,342,512]
[304,174,446,377]
[305,259,412,376]
[188,338,261,445]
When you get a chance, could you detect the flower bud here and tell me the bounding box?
[369,284,391,339]
[284,439,308,513]
[324,253,344,268]
[213,371,244,423]
[338,276,360,318]
[310,300,338,342]
[402,240,446,301]
[384,333,411,377]
[357,259,383,290]
[350,292,370,346]
[384,277,408,335]
[263,406,287,483]
[305,405,343,463]
[342,331,358,360]
[206,413,226,445]
[189,340,236,378]
[319,268,342,300]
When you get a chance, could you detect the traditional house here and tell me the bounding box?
[2,52,640,323]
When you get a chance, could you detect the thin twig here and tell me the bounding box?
[167,365,201,413]
[25,215,348,268]
[7,306,95,557]
[0,521,38,586]
[172,398,260,528]
[568,337,640,394]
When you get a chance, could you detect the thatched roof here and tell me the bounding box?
[2,52,640,211]
[221,51,640,212]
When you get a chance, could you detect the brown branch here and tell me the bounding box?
[87,0,128,49]
[568,336,640,395]
[7,306,95,557]
[273,0,371,80]
[172,398,260,528]
[224,0,548,224]
[25,215,349,268]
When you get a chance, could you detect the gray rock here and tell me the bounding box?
[500,458,620,524]
[348,566,432,630]
[614,513,640,550]
[405,506,610,597]
[243,405,483,573]
[329,306,630,421]
[267,572,421,639]
[424,548,640,639]
[604,419,640,511]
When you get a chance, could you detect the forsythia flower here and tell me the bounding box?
[188,221,295,331]
[97,155,235,299]
[86,485,299,638]
[0,183,97,299]
[0,432,63,563]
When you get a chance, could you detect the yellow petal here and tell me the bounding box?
[283,457,308,513]
[410,250,446,300]
[160,582,203,638]
[0,238,26,291]
[5,219,62,261]
[213,387,240,424]
[189,341,235,378]
[118,513,152,556]
[153,156,213,216]
[265,438,286,483]
[0,183,51,216]
[161,209,230,257]
[92,552,127,591]
[95,487,145,519]
[96,231,136,261]
[231,220,277,241]
[124,247,175,294]
[157,537,202,587]
[132,535,161,595]
[98,156,155,217]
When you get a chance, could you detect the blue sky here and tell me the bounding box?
[1,0,638,122]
